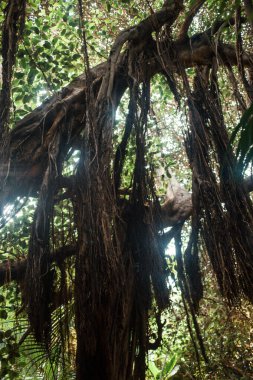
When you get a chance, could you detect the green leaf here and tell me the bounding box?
[27,68,37,85]
[43,41,51,49]
[15,72,25,79]
[161,354,178,378]
[32,26,40,34]
[4,329,13,338]
[72,53,81,60]
[230,103,253,170]
[0,309,8,319]
[106,2,111,12]
[0,330,5,341]
[230,103,253,144]
[148,361,160,379]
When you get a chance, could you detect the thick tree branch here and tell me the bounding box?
[98,0,183,103]
[0,245,76,285]
[160,174,253,227]
[161,175,192,227]
[1,37,252,208]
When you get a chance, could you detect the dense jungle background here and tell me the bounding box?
[1,0,253,379]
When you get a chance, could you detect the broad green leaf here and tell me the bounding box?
[148,361,160,379]
[161,354,178,378]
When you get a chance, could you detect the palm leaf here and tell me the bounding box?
[230,103,253,171]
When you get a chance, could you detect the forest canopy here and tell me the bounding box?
[1,0,253,379]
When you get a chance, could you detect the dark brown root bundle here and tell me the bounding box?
[0,0,26,135]
[24,125,69,344]
[73,77,170,379]
[185,65,253,305]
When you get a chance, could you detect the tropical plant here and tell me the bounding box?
[1,0,253,379]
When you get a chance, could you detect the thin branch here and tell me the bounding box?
[178,0,206,40]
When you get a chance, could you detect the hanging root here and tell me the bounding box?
[24,125,64,344]
[185,65,253,305]
[0,0,26,135]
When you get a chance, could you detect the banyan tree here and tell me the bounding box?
[1,0,253,378]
